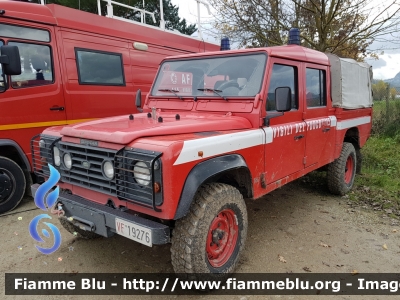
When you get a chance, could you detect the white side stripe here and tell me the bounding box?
[336,116,371,130]
[173,115,370,165]
[329,116,337,127]
[173,130,265,165]
[264,127,274,144]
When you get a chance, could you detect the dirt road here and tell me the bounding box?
[1,179,399,300]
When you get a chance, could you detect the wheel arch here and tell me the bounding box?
[344,127,360,150]
[173,154,253,220]
[0,139,31,172]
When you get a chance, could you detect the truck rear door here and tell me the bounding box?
[58,30,133,121]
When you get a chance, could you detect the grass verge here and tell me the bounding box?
[352,136,400,217]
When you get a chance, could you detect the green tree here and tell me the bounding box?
[372,80,389,101]
[209,0,400,60]
[390,87,397,100]
[45,0,196,35]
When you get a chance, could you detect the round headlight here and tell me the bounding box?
[134,161,150,186]
[39,139,46,148]
[53,147,61,166]
[102,161,114,179]
[63,153,72,169]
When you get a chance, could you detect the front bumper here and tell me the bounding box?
[31,184,170,245]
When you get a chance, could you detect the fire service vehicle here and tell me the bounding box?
[31,29,373,275]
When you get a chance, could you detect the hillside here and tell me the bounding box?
[384,71,400,88]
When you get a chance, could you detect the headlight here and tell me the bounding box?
[39,139,46,148]
[133,161,150,186]
[102,160,114,179]
[53,147,61,166]
[63,153,72,169]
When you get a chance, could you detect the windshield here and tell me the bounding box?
[151,53,267,98]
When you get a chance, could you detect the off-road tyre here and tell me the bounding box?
[0,157,26,214]
[171,183,248,277]
[327,142,357,196]
[59,217,100,239]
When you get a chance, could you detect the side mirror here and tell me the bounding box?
[136,89,143,113]
[275,87,292,112]
[0,45,21,75]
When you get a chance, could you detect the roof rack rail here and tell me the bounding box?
[97,0,164,29]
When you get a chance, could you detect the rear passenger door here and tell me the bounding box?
[303,64,334,167]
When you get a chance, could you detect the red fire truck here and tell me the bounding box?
[31,30,373,276]
[0,0,219,214]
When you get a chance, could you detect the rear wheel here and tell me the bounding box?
[327,142,357,195]
[0,157,26,214]
[171,183,247,276]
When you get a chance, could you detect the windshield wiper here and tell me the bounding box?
[197,88,227,101]
[158,89,183,100]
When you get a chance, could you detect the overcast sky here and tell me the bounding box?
[170,0,400,80]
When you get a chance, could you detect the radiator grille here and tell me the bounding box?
[31,135,163,210]
[58,142,118,196]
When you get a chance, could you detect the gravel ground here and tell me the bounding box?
[1,180,399,300]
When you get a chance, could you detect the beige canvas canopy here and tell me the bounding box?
[326,53,373,109]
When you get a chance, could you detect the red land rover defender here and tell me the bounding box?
[31,32,373,275]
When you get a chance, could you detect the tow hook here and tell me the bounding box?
[64,215,96,232]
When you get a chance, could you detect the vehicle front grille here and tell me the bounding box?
[31,135,163,211]
[58,142,118,196]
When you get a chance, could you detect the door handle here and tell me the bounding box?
[294,134,304,140]
[50,106,65,111]
[322,127,331,132]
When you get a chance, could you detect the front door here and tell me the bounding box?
[263,60,306,184]
[0,21,66,158]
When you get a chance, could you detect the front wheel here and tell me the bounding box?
[171,183,248,275]
[0,157,26,214]
[327,142,357,195]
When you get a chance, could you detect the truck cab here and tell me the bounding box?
[0,0,219,214]
[31,37,373,276]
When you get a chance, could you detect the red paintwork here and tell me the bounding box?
[0,1,219,176]
[40,44,373,220]
[206,209,239,268]
[60,112,252,144]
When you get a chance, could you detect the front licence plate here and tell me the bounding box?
[115,218,152,247]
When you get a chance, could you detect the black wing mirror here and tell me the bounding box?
[275,87,292,112]
[0,45,21,75]
[136,89,143,113]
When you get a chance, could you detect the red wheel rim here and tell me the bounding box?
[344,155,354,184]
[206,209,238,268]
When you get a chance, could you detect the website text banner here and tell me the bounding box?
[5,273,400,295]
